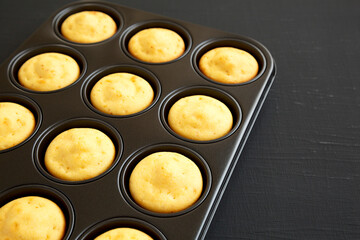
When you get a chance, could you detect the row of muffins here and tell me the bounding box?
[0,90,233,150]
[60,10,258,81]
[1,9,259,240]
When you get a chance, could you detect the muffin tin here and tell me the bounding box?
[0,1,276,239]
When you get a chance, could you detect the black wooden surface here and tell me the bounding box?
[0,0,359,239]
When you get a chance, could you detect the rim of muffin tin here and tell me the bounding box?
[53,2,124,45]
[0,93,42,153]
[120,20,192,65]
[8,44,87,94]
[81,64,161,118]
[119,143,212,218]
[192,38,267,86]
[0,184,75,240]
[33,117,123,185]
[78,217,167,240]
[159,86,242,144]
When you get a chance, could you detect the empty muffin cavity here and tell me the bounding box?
[121,21,192,64]
[192,38,266,85]
[53,3,123,44]
[34,118,123,184]
[120,144,211,217]
[9,44,86,93]
[160,86,242,143]
[82,65,161,117]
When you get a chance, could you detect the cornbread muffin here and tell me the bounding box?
[128,28,185,63]
[61,11,117,43]
[18,52,80,91]
[0,102,35,151]
[44,128,115,181]
[90,73,154,115]
[95,228,153,240]
[129,151,203,213]
[168,95,233,141]
[0,196,66,240]
[199,47,259,84]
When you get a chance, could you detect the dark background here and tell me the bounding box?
[0,0,359,239]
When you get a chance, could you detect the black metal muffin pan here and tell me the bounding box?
[0,1,276,239]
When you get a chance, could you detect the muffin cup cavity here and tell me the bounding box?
[78,217,166,240]
[160,86,242,143]
[53,3,123,45]
[121,20,192,64]
[192,38,267,85]
[8,44,87,93]
[82,65,161,118]
[119,143,212,217]
[0,93,42,153]
[33,118,123,184]
[0,184,74,240]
